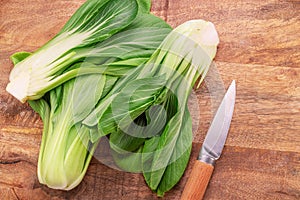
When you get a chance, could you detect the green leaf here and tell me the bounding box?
[80,27,171,60]
[99,74,167,135]
[59,0,111,33]
[10,51,31,65]
[109,114,148,173]
[71,74,106,123]
[124,13,171,30]
[143,113,181,189]
[142,136,161,178]
[109,114,147,152]
[139,105,168,138]
[136,0,151,13]
[142,90,192,195]
[28,99,50,123]
[78,0,138,47]
[156,107,192,196]
[60,0,138,46]
[110,143,144,173]
[110,130,145,153]
[83,93,118,128]
[100,75,118,98]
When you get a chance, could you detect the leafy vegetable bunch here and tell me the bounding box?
[7,0,219,196]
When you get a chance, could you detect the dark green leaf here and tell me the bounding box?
[110,143,143,173]
[142,91,192,195]
[124,13,171,30]
[99,74,167,135]
[60,0,138,47]
[110,130,145,153]
[143,112,182,190]
[80,0,138,46]
[59,0,110,33]
[156,107,192,196]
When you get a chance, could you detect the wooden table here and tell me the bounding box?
[0,0,299,199]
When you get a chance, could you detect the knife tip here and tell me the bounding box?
[226,80,236,102]
[228,80,236,93]
[231,80,236,88]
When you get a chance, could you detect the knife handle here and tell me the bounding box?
[180,160,214,200]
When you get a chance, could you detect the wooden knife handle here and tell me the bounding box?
[180,160,214,200]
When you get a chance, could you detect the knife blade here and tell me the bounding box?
[181,80,236,200]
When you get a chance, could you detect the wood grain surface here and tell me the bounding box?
[0,0,300,199]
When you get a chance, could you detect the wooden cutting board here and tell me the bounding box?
[0,0,299,199]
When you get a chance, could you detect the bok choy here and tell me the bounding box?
[31,14,171,190]
[7,0,139,103]
[9,0,172,191]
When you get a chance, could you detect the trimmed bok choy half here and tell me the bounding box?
[33,15,170,190]
[83,19,219,196]
[9,0,172,191]
[6,0,139,103]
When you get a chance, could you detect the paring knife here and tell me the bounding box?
[181,80,236,200]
